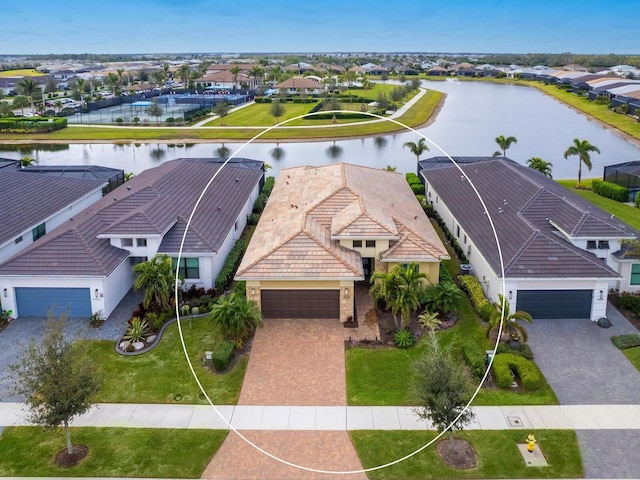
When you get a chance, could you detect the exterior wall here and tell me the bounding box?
[618,261,640,293]
[246,279,354,322]
[0,188,103,265]
[108,235,163,258]
[338,239,390,261]
[101,259,135,318]
[382,261,440,285]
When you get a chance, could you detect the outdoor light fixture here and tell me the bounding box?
[251,288,256,296]
[344,287,349,297]
[3,288,6,298]
[94,289,99,299]
[508,290,512,300]
[599,290,604,300]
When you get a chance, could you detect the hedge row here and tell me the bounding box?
[592,179,629,202]
[262,176,275,196]
[458,275,490,313]
[0,117,67,133]
[617,292,640,315]
[184,108,211,123]
[495,341,534,359]
[492,353,542,390]
[255,97,318,104]
[462,341,485,381]
[406,172,422,185]
[214,239,246,291]
[212,341,235,371]
[424,203,468,264]
[304,112,368,120]
[611,333,640,350]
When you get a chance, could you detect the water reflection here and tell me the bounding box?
[326,141,343,159]
[216,144,231,159]
[150,147,165,161]
[270,143,285,161]
[374,136,388,149]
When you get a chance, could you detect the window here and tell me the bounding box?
[353,240,362,248]
[121,238,133,247]
[586,241,597,250]
[365,240,376,248]
[463,235,467,245]
[598,240,610,249]
[136,238,147,247]
[456,225,460,238]
[32,223,46,242]
[129,256,148,266]
[15,236,22,244]
[631,264,640,285]
[173,257,200,279]
[234,221,238,232]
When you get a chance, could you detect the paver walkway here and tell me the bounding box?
[238,319,347,406]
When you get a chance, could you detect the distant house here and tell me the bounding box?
[0,158,264,319]
[200,70,255,89]
[236,163,448,321]
[275,77,324,95]
[20,165,125,195]
[420,157,639,320]
[604,161,640,201]
[427,67,449,76]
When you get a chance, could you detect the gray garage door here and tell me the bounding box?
[516,289,593,319]
[261,290,340,319]
[15,287,92,318]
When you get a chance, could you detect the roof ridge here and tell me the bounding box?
[504,231,541,274]
[542,229,621,275]
[236,227,303,276]
[392,220,448,258]
[303,221,362,276]
[73,227,111,275]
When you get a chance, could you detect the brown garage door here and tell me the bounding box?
[261,290,340,319]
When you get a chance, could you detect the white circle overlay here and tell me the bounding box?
[173,106,507,474]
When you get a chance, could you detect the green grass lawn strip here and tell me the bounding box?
[81,318,247,404]
[351,430,582,479]
[0,427,225,478]
[623,346,640,371]
[557,179,640,230]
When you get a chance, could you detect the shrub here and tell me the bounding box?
[394,328,415,348]
[462,341,485,380]
[262,176,275,196]
[495,341,534,359]
[166,117,175,124]
[611,334,640,350]
[479,303,494,322]
[591,179,629,202]
[618,292,640,315]
[252,192,268,214]
[0,117,67,133]
[303,111,368,120]
[405,172,422,185]
[458,275,490,313]
[492,353,542,390]
[115,117,124,124]
[438,263,453,284]
[211,341,235,371]
[635,191,640,208]
[247,213,261,225]
[410,183,425,195]
[123,317,149,343]
[231,280,247,297]
[214,239,246,291]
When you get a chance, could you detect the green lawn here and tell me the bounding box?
[557,179,640,230]
[0,427,225,477]
[82,318,247,404]
[623,346,640,371]
[204,102,319,126]
[351,430,583,479]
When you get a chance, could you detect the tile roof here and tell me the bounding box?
[0,158,263,276]
[236,163,448,280]
[420,157,637,279]
[0,170,105,248]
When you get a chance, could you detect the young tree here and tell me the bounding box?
[563,138,601,187]
[412,333,474,446]
[13,95,29,116]
[376,92,390,111]
[526,157,553,178]
[403,137,429,163]
[9,316,102,457]
[213,100,230,126]
[45,77,58,93]
[494,135,517,157]
[133,254,176,312]
[147,102,164,124]
[269,99,286,124]
[209,292,263,345]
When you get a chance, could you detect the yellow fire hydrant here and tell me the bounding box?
[527,434,537,453]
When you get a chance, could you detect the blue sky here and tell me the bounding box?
[1,0,638,55]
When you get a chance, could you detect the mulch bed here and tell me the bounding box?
[55,445,89,468]
[611,303,640,332]
[376,307,458,344]
[436,438,478,470]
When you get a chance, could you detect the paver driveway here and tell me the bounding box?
[238,318,347,406]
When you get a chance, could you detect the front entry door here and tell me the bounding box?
[362,257,374,279]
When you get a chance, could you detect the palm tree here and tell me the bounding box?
[209,292,263,345]
[17,77,40,113]
[494,135,517,157]
[526,157,553,178]
[384,165,397,171]
[268,65,283,83]
[487,294,533,343]
[230,66,241,89]
[116,69,125,89]
[105,72,119,97]
[74,78,86,108]
[177,64,192,87]
[421,281,464,318]
[563,138,601,187]
[403,138,429,163]
[19,155,38,168]
[370,262,427,329]
[249,66,264,88]
[133,254,176,312]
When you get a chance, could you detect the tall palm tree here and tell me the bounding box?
[249,66,264,88]
[526,157,553,178]
[177,64,192,87]
[494,135,517,157]
[487,294,533,343]
[74,78,86,107]
[133,254,176,312]
[268,65,283,83]
[105,72,119,97]
[17,77,39,113]
[230,66,241,89]
[209,292,263,345]
[19,155,38,168]
[403,138,429,163]
[563,138,601,187]
[116,69,125,89]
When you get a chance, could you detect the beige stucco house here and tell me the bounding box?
[235,163,449,321]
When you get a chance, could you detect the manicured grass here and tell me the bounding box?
[351,430,583,479]
[0,427,225,477]
[623,346,640,372]
[0,69,46,77]
[81,318,247,404]
[557,179,640,230]
[204,102,319,126]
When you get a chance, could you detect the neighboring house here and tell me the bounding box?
[419,157,639,320]
[236,163,449,321]
[0,158,264,319]
[427,67,449,76]
[199,70,254,89]
[275,77,324,95]
[0,169,106,265]
[20,165,125,195]
[604,160,640,201]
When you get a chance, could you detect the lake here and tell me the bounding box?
[1,80,639,179]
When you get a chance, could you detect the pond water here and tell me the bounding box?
[1,80,639,179]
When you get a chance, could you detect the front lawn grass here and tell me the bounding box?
[557,179,640,230]
[204,102,319,126]
[351,430,582,479]
[623,346,640,372]
[0,427,225,478]
[82,318,247,404]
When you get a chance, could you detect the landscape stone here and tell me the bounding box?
[133,341,144,350]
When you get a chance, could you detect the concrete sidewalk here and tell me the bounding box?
[2,402,640,431]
